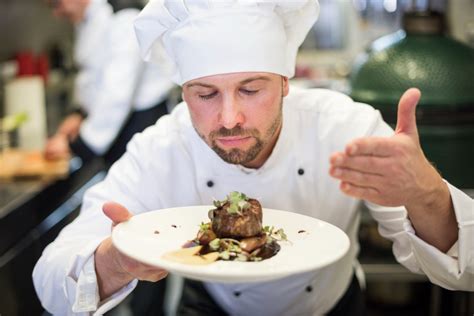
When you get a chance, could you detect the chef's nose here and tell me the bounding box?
[219,94,245,129]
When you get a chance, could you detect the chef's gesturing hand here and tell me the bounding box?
[329,88,435,207]
[329,88,457,252]
[95,202,168,300]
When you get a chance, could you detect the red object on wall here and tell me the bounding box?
[36,54,50,83]
[16,51,36,76]
[15,51,50,83]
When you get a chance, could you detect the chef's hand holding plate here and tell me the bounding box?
[329,88,457,252]
[95,202,168,300]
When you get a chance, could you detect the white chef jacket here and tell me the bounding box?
[72,0,174,155]
[33,87,474,315]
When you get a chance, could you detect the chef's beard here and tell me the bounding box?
[197,99,283,166]
[210,126,264,165]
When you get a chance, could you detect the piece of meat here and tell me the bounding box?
[211,198,263,238]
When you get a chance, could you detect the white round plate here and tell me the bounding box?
[112,206,350,283]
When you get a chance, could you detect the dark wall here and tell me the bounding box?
[0,0,74,62]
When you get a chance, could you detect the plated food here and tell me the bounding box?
[164,192,288,265]
[112,202,350,283]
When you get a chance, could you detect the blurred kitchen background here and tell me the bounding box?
[0,0,473,315]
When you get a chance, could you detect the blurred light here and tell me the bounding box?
[383,0,397,13]
[352,0,367,11]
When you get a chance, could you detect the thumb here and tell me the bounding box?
[102,202,133,226]
[395,88,421,137]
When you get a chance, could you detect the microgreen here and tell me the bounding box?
[199,222,210,232]
[221,191,250,215]
[209,238,220,250]
[219,251,230,260]
[273,228,288,241]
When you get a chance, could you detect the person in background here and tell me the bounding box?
[34,0,474,315]
[44,0,175,165]
[43,1,174,315]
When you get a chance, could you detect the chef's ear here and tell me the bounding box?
[282,76,289,97]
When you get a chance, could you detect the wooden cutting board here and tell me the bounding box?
[0,149,69,179]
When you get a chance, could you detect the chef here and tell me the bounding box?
[34,0,474,315]
[44,0,175,164]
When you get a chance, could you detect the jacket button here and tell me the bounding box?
[298,168,304,175]
[306,285,313,292]
[206,180,214,187]
[234,291,241,297]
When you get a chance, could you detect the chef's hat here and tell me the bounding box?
[134,0,319,85]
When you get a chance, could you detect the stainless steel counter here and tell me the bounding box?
[0,180,48,218]
[0,158,106,316]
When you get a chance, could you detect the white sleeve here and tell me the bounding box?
[79,10,144,155]
[32,134,163,314]
[363,115,474,291]
[367,184,474,291]
[73,0,113,110]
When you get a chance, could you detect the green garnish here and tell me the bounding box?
[219,251,230,260]
[213,191,250,215]
[238,200,250,210]
[213,199,223,208]
[199,222,210,231]
[250,256,262,262]
[209,238,220,250]
[228,243,242,253]
[228,191,247,203]
[236,254,248,262]
[273,228,288,241]
[227,203,241,215]
[263,225,288,242]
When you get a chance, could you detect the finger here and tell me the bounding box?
[345,137,394,157]
[340,181,380,201]
[395,88,420,138]
[143,266,169,275]
[45,152,60,161]
[137,270,168,282]
[120,256,168,281]
[150,271,168,282]
[44,145,53,158]
[330,167,384,188]
[44,147,61,160]
[45,147,69,161]
[44,151,54,160]
[45,138,58,150]
[330,152,386,175]
[123,261,167,278]
[102,202,133,226]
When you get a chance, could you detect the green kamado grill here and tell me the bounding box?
[350,11,474,188]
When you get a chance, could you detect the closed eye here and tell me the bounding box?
[199,91,218,100]
[240,89,259,95]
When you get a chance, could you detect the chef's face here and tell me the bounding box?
[183,72,289,169]
[48,0,90,24]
